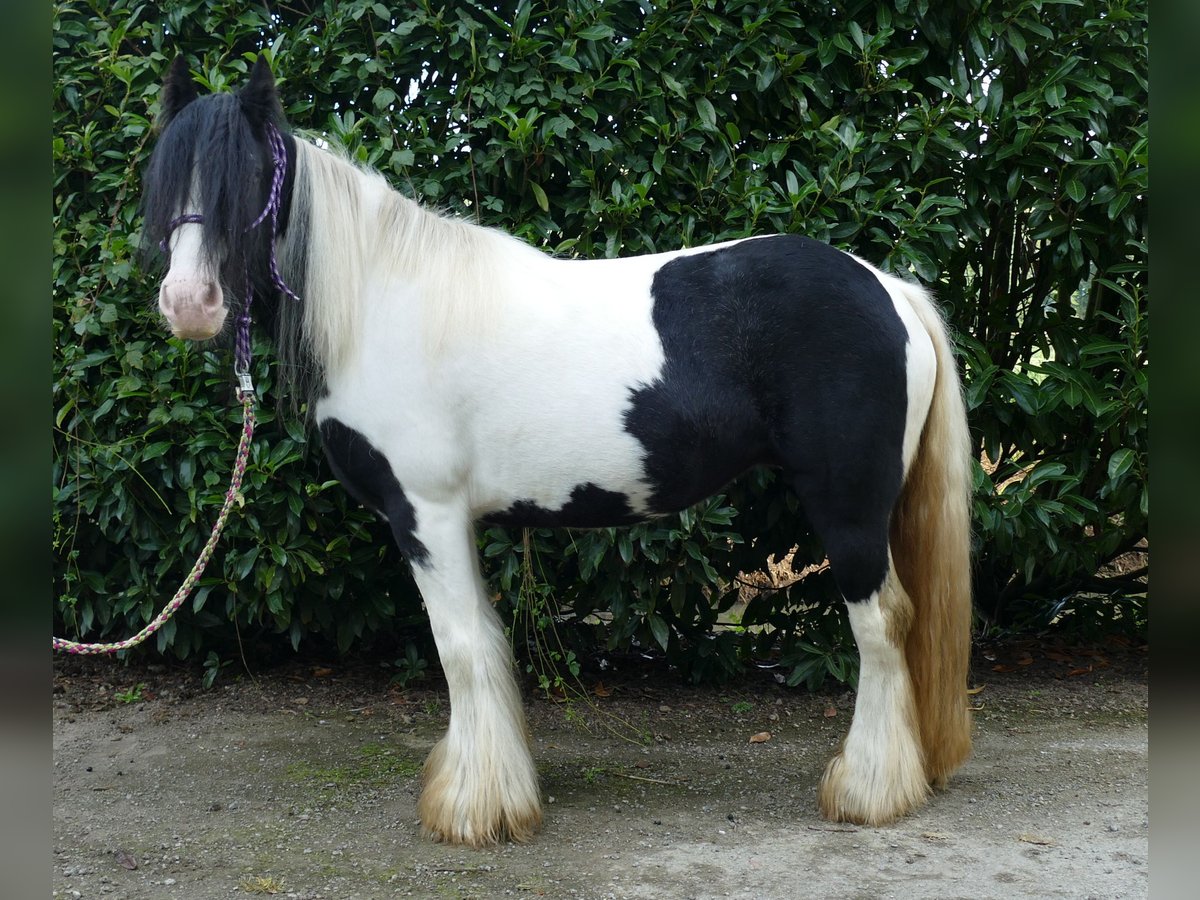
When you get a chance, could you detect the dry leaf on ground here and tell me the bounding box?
[1018,833,1056,846]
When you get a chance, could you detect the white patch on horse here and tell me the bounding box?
[302,168,766,518]
[847,255,938,477]
[158,179,225,340]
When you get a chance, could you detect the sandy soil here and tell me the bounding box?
[53,642,1147,899]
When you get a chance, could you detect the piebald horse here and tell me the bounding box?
[142,57,973,846]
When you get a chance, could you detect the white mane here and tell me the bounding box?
[281,138,534,378]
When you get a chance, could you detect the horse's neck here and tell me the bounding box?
[293,141,527,375]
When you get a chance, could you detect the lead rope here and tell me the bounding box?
[52,389,255,655]
[52,122,298,656]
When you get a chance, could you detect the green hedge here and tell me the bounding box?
[53,0,1148,683]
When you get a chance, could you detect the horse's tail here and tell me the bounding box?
[891,281,974,786]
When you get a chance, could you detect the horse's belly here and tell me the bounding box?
[470,401,771,529]
[478,480,648,529]
[469,421,656,528]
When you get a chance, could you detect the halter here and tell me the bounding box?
[52,123,299,657]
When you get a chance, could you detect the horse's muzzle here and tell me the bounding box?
[159,277,226,340]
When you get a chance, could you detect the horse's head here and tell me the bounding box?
[141,56,291,342]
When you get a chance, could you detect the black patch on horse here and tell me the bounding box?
[625,235,911,602]
[318,418,429,566]
[482,483,641,528]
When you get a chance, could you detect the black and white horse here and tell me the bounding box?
[142,58,973,846]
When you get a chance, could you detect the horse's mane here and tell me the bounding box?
[277,137,538,411]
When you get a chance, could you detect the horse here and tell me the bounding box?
[141,56,973,847]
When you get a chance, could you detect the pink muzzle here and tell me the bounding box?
[159,276,226,340]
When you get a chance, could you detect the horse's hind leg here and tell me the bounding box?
[819,548,929,824]
[405,500,541,846]
[789,475,929,824]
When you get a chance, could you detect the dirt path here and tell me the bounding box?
[53,648,1147,899]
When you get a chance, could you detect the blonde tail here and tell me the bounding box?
[890,284,974,786]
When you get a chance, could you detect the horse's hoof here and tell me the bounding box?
[818,746,930,825]
[418,805,542,848]
[416,736,542,847]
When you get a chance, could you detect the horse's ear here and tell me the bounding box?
[160,56,200,127]
[239,54,282,128]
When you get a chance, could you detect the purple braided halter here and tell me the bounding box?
[246,123,301,306]
[52,124,298,656]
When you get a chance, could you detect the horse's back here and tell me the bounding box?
[463,236,916,523]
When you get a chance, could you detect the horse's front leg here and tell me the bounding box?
[406,500,541,847]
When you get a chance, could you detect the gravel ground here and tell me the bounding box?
[53,641,1147,899]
